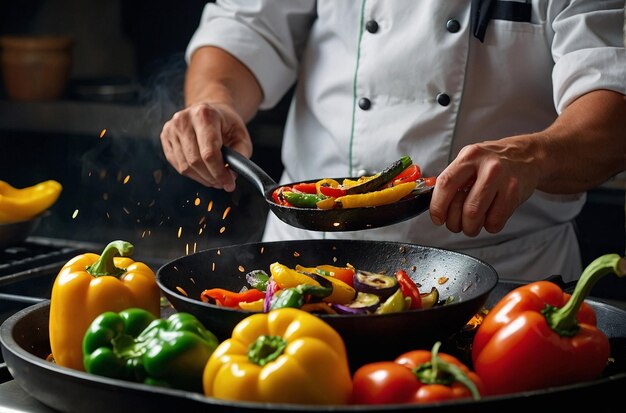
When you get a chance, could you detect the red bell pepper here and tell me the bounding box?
[351,341,483,404]
[292,182,317,194]
[472,253,626,396]
[201,288,265,307]
[396,269,422,309]
[391,164,421,186]
[271,186,292,206]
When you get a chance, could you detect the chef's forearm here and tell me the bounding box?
[184,46,263,123]
[534,89,626,194]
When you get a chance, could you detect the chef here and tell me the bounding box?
[160,0,626,282]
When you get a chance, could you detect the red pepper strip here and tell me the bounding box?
[391,164,421,186]
[351,341,483,404]
[200,288,265,307]
[472,253,626,396]
[271,186,293,206]
[422,176,436,187]
[396,270,422,309]
[292,182,318,194]
[319,185,347,198]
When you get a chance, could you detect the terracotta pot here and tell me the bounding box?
[1,35,73,101]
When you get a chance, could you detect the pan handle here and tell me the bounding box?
[222,146,278,195]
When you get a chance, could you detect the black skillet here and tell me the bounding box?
[223,147,433,232]
[3,289,626,413]
[156,239,498,367]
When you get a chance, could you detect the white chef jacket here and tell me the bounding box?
[186,0,626,282]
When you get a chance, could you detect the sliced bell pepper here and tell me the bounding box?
[271,262,355,304]
[49,240,161,371]
[391,164,421,186]
[322,181,416,209]
[83,308,218,392]
[282,191,326,208]
[292,182,318,194]
[202,307,352,404]
[316,178,347,198]
[396,269,422,309]
[271,186,292,206]
[472,253,626,395]
[303,264,355,288]
[200,288,265,307]
[0,179,62,223]
[351,341,483,404]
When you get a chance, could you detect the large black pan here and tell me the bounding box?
[224,147,433,232]
[2,291,626,413]
[156,239,497,366]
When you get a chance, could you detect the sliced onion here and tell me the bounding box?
[263,279,278,313]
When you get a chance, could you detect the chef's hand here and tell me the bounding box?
[429,136,541,236]
[160,102,253,192]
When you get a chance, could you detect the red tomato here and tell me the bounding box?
[352,347,484,405]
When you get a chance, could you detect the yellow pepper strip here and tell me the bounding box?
[0,179,62,223]
[335,180,416,209]
[271,262,355,304]
[238,298,265,312]
[202,308,352,404]
[49,240,161,371]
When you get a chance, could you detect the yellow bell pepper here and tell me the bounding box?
[49,240,161,371]
[318,181,416,209]
[270,262,355,304]
[0,179,62,223]
[203,307,352,404]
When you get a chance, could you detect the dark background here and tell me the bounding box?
[0,0,624,297]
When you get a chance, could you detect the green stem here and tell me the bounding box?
[414,341,481,401]
[247,335,287,366]
[86,240,134,278]
[545,254,626,336]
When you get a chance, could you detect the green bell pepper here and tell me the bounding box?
[82,308,218,393]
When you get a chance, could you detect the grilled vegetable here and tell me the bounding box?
[203,307,352,404]
[352,341,483,404]
[472,253,625,395]
[344,156,412,195]
[0,179,62,223]
[49,240,161,371]
[83,308,218,392]
[271,262,355,304]
[353,270,399,299]
[333,292,380,314]
[318,181,416,209]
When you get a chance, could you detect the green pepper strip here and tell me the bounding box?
[544,253,626,337]
[414,341,481,401]
[86,240,133,278]
[282,192,326,208]
[248,335,288,366]
[270,283,333,310]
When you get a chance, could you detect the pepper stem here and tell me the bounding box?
[414,341,481,400]
[545,254,626,336]
[86,240,134,278]
[247,335,287,366]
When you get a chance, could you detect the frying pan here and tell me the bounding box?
[223,147,433,232]
[156,239,498,367]
[0,215,41,249]
[2,290,626,413]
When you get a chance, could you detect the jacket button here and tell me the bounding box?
[358,97,372,110]
[437,93,451,106]
[446,19,461,33]
[365,20,379,33]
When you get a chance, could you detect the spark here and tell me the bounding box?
[71,209,79,219]
[177,227,182,238]
[123,207,130,215]
[193,242,197,253]
[238,265,245,272]
[198,228,203,235]
[208,200,213,212]
[99,129,106,138]
[185,243,189,255]
[219,226,226,234]
[222,206,231,220]
[123,175,131,184]
[194,197,201,206]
